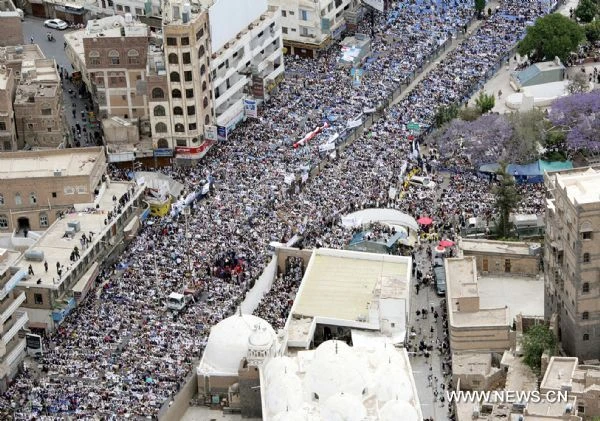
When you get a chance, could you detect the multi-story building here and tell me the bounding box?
[269,0,360,58]
[0,0,23,47]
[0,44,66,150]
[544,167,600,361]
[0,65,16,152]
[0,248,27,393]
[0,147,107,233]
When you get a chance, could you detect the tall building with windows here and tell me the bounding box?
[269,0,360,57]
[0,65,16,152]
[544,167,600,360]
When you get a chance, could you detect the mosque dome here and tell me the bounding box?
[321,392,367,421]
[379,400,419,421]
[198,313,275,376]
[266,373,303,415]
[265,356,299,383]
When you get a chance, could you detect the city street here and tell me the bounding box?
[21,17,97,147]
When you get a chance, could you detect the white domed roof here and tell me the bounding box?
[265,356,299,383]
[266,373,303,415]
[198,313,275,376]
[304,340,369,401]
[379,400,419,421]
[373,366,413,402]
[271,403,321,421]
[321,392,367,421]
[249,324,275,348]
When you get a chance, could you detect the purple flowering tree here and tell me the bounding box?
[549,90,600,153]
[430,114,513,167]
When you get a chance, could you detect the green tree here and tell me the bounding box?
[459,106,481,122]
[433,104,459,128]
[575,0,598,23]
[493,165,521,238]
[522,323,556,373]
[474,91,495,114]
[585,20,600,44]
[567,71,590,94]
[518,13,585,63]
[474,0,486,18]
[506,109,544,163]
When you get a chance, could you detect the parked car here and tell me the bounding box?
[434,266,446,296]
[44,19,68,30]
[409,175,437,189]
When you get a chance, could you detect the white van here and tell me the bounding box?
[409,176,436,189]
[167,292,188,311]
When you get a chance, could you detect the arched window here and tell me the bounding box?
[583,282,590,293]
[29,192,37,205]
[174,123,185,132]
[151,87,164,99]
[127,49,140,64]
[88,50,100,64]
[88,50,100,57]
[198,44,205,57]
[128,49,139,57]
[205,114,210,125]
[203,96,209,108]
[157,138,169,148]
[0,214,7,229]
[173,106,183,116]
[168,53,178,64]
[108,49,120,65]
[0,193,4,205]
[155,122,167,133]
[172,89,182,99]
[202,80,207,91]
[153,105,166,116]
[200,64,206,75]
[583,253,591,263]
[583,311,589,320]
[170,71,180,82]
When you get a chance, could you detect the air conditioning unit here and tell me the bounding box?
[53,169,62,176]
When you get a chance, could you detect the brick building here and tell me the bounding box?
[0,0,23,48]
[544,167,600,361]
[0,65,16,151]
[0,147,106,233]
[459,238,542,277]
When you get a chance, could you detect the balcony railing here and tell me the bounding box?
[0,337,26,371]
[1,310,28,345]
[0,292,26,325]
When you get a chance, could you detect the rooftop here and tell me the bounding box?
[452,352,493,376]
[547,167,600,205]
[540,357,578,390]
[477,275,544,321]
[0,147,103,179]
[15,83,60,103]
[84,15,148,38]
[14,181,140,289]
[459,238,539,257]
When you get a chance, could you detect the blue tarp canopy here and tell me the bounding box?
[480,160,574,184]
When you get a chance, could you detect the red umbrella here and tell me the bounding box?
[439,239,455,247]
[417,216,433,225]
[435,245,446,253]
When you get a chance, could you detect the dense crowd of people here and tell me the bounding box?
[1,0,556,418]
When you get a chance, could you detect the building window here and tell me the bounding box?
[0,122,5,131]
[127,49,140,65]
[173,106,183,115]
[583,282,590,294]
[300,9,308,20]
[0,214,7,229]
[41,107,52,115]
[135,8,142,15]
[282,10,286,17]
[174,123,185,132]
[124,5,130,12]
[0,193,3,205]
[282,27,288,34]
[200,64,206,75]
[34,293,43,304]
[40,212,48,227]
[583,253,591,263]
[189,123,197,131]
[155,122,167,133]
[151,87,164,99]
[196,28,204,40]
[170,71,180,82]
[184,70,193,81]
[176,139,187,146]
[52,192,57,198]
[157,138,169,148]
[187,105,195,115]
[183,52,191,64]
[198,45,205,57]
[202,81,207,91]
[181,36,189,46]
[203,96,209,107]
[205,114,210,125]
[108,50,120,65]
[172,89,182,98]
[64,186,75,195]
[583,311,589,320]
[583,231,593,240]
[583,333,590,341]
[29,192,37,205]
[14,192,21,205]
[166,37,177,46]
[153,105,166,116]
[116,4,123,11]
[168,53,178,64]
[185,88,194,98]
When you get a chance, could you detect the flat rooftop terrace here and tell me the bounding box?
[16,182,138,289]
[0,147,103,179]
[459,238,536,256]
[477,275,544,321]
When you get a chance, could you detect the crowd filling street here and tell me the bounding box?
[1,0,556,419]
